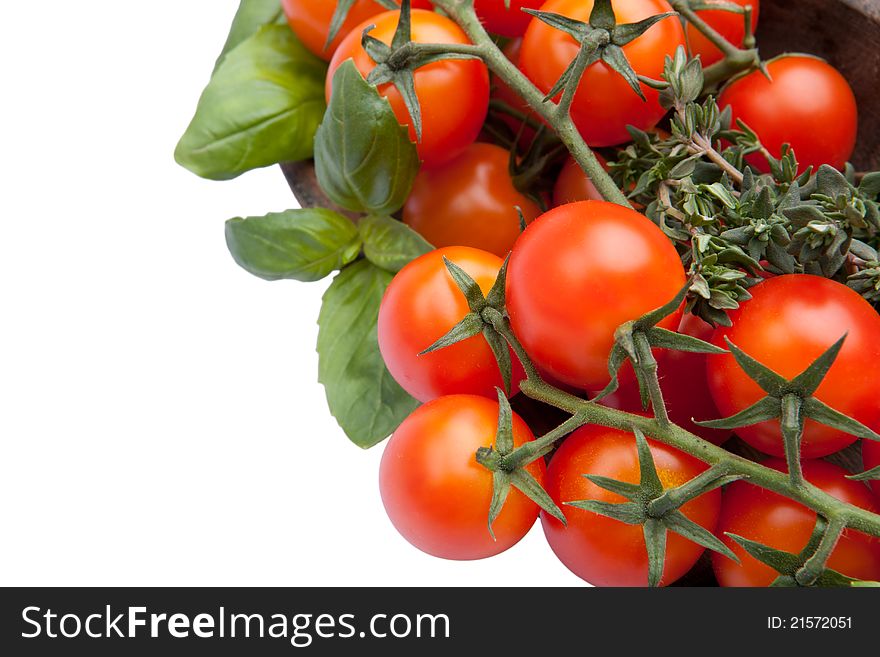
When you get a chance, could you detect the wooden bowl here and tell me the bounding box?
[283,0,880,202]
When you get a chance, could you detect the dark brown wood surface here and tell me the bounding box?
[759,0,880,169]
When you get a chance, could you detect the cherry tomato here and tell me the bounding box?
[474,1,544,38]
[600,313,730,446]
[863,439,880,502]
[378,246,524,402]
[327,9,490,166]
[520,0,685,147]
[403,143,540,257]
[491,39,540,148]
[380,394,543,560]
[282,0,432,61]
[717,55,858,173]
[707,275,880,459]
[542,425,721,586]
[507,200,686,390]
[552,154,606,206]
[713,459,880,586]
[686,0,759,67]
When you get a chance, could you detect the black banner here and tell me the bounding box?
[1,587,875,654]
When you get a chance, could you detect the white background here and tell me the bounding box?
[0,1,581,586]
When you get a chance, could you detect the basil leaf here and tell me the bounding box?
[225,209,361,282]
[176,26,326,181]
[359,215,433,273]
[318,260,419,448]
[314,60,419,216]
[214,0,288,73]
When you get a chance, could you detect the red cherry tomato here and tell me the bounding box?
[686,0,759,67]
[327,9,490,166]
[717,55,858,173]
[507,201,686,390]
[707,275,880,459]
[282,0,432,61]
[542,425,721,586]
[378,246,524,402]
[474,0,544,38]
[520,0,685,147]
[403,142,541,257]
[863,439,880,503]
[552,154,606,206]
[713,459,880,586]
[600,313,730,446]
[380,394,543,560]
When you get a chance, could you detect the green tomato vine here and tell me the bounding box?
[415,0,880,586]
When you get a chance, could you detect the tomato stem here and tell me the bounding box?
[780,394,805,487]
[429,0,633,209]
[633,330,670,427]
[491,314,880,541]
[795,517,846,586]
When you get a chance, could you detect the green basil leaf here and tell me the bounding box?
[214,0,288,73]
[225,209,361,282]
[314,60,419,216]
[318,260,419,448]
[359,215,433,273]
[176,25,326,181]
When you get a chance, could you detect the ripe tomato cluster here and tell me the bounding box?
[377,206,880,586]
[280,1,880,586]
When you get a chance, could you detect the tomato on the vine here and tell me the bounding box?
[520,0,685,147]
[713,459,880,586]
[552,154,606,206]
[541,425,722,586]
[506,200,686,390]
[378,246,524,402]
[706,275,880,459]
[403,142,540,257]
[717,55,858,173]
[474,0,544,38]
[686,0,760,67]
[491,39,540,147]
[326,9,490,166]
[380,394,543,560]
[600,313,730,446]
[282,0,432,61]
[864,440,880,502]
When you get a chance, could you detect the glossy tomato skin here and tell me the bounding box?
[403,143,540,257]
[718,55,858,173]
[282,0,432,61]
[863,439,880,502]
[601,313,730,445]
[713,459,880,586]
[507,201,686,390]
[521,0,685,147]
[686,0,759,67]
[552,155,606,206]
[378,247,524,402]
[707,275,880,458]
[327,10,489,167]
[380,394,543,560]
[475,1,544,38]
[542,425,721,586]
